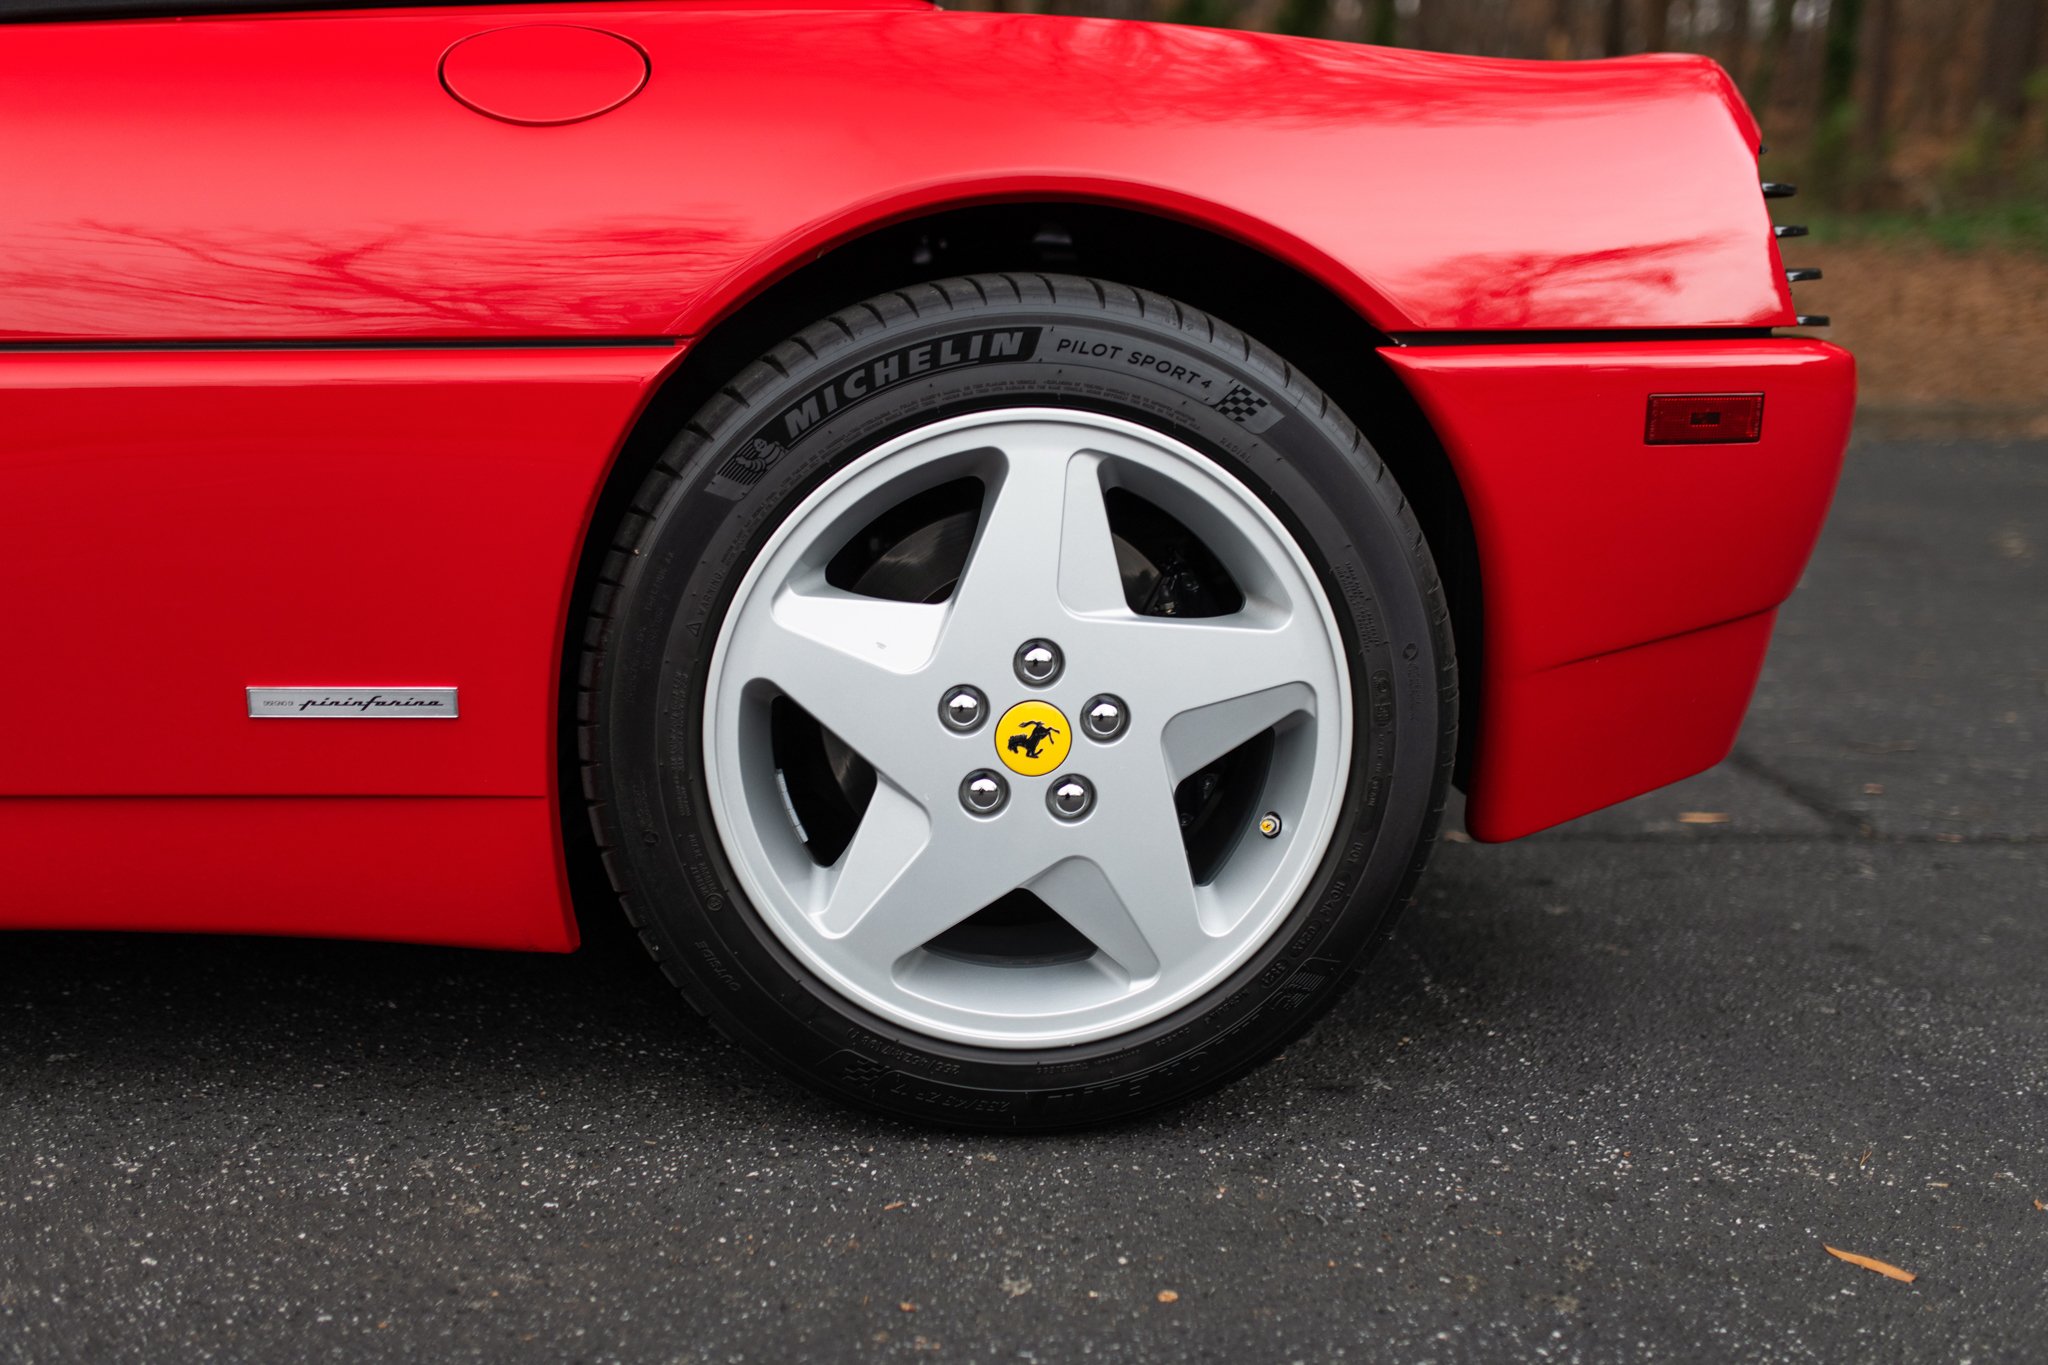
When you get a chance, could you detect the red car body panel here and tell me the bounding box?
[1,6,1790,341]
[0,346,678,950]
[1384,339,1855,840]
[0,796,577,949]
[0,348,677,798]
[0,2,1855,948]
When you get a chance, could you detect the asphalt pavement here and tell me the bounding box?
[3,439,2043,1363]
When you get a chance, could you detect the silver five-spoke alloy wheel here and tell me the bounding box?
[703,409,1352,1047]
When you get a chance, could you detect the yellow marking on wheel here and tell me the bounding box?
[995,700,1071,777]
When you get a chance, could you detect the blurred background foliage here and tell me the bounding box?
[956,0,2048,249]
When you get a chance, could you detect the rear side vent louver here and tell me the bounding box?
[1764,178,1827,328]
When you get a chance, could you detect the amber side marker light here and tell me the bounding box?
[1645,393,1765,444]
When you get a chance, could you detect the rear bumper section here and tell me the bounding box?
[1381,337,1855,841]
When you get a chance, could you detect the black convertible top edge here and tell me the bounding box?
[0,0,604,20]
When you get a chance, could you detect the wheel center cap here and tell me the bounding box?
[994,700,1071,777]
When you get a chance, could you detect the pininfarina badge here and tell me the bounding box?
[246,688,458,718]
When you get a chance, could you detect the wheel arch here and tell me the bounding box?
[557,200,1484,926]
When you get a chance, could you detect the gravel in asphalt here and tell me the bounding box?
[2,440,2043,1363]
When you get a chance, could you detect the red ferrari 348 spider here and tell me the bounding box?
[0,0,1853,1125]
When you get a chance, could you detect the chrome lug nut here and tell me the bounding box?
[1013,638,1064,687]
[1047,774,1096,822]
[1081,694,1129,742]
[959,769,1009,816]
[939,684,988,733]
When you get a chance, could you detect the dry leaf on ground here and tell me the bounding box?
[1678,812,1731,825]
[1825,1245,1918,1282]
[1156,1290,1180,1304]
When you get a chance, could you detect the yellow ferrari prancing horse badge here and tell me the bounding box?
[995,700,1070,777]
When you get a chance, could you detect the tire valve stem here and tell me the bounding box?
[1257,812,1283,839]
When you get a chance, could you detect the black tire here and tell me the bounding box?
[580,273,1454,1129]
